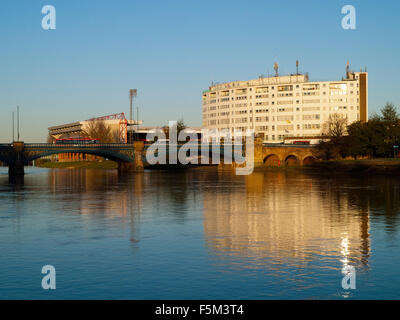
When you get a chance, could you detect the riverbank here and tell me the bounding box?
[36,160,118,169]
[305,159,400,175]
[34,159,400,175]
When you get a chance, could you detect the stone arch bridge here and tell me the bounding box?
[260,144,316,167]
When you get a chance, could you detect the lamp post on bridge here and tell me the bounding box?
[12,111,15,142]
[17,105,20,142]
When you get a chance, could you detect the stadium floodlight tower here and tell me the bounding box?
[129,89,137,142]
[129,89,137,125]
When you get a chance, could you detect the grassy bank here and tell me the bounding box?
[36,160,118,169]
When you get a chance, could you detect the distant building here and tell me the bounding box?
[128,125,202,142]
[202,63,368,143]
[48,113,142,162]
[48,112,142,143]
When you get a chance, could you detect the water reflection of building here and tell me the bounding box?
[203,172,370,270]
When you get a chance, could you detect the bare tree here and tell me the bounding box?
[176,118,187,135]
[47,135,54,143]
[82,120,114,143]
[162,118,187,139]
[322,113,348,139]
[315,114,348,160]
[112,129,121,143]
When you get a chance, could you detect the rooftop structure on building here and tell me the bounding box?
[202,61,368,143]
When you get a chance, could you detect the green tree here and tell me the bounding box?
[347,117,394,158]
[379,103,400,156]
[319,103,400,160]
[343,121,366,159]
[381,102,399,122]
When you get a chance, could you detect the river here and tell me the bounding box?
[0,167,399,299]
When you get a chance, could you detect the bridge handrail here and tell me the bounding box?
[144,142,246,146]
[262,143,313,148]
[24,143,132,148]
[3,142,312,148]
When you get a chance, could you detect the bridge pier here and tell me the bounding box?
[118,161,144,173]
[254,137,264,169]
[217,161,235,172]
[118,141,144,173]
[9,162,25,176]
[218,137,264,172]
[8,142,25,180]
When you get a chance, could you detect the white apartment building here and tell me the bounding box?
[202,66,368,143]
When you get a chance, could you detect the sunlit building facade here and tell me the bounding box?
[202,65,368,143]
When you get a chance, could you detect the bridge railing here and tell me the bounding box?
[25,143,133,148]
[4,142,311,150]
[143,142,246,147]
[262,143,313,148]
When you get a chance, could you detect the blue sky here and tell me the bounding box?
[1,0,399,142]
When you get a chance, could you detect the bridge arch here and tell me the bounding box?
[302,155,316,165]
[264,154,281,167]
[25,149,135,164]
[284,154,300,167]
[0,155,9,165]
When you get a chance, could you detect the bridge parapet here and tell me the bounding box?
[262,143,314,149]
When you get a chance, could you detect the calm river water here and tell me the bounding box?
[0,166,400,299]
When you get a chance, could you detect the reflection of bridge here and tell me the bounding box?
[0,139,316,178]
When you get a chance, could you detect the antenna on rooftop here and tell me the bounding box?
[296,60,299,75]
[346,60,350,78]
[129,89,137,125]
[274,62,279,77]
